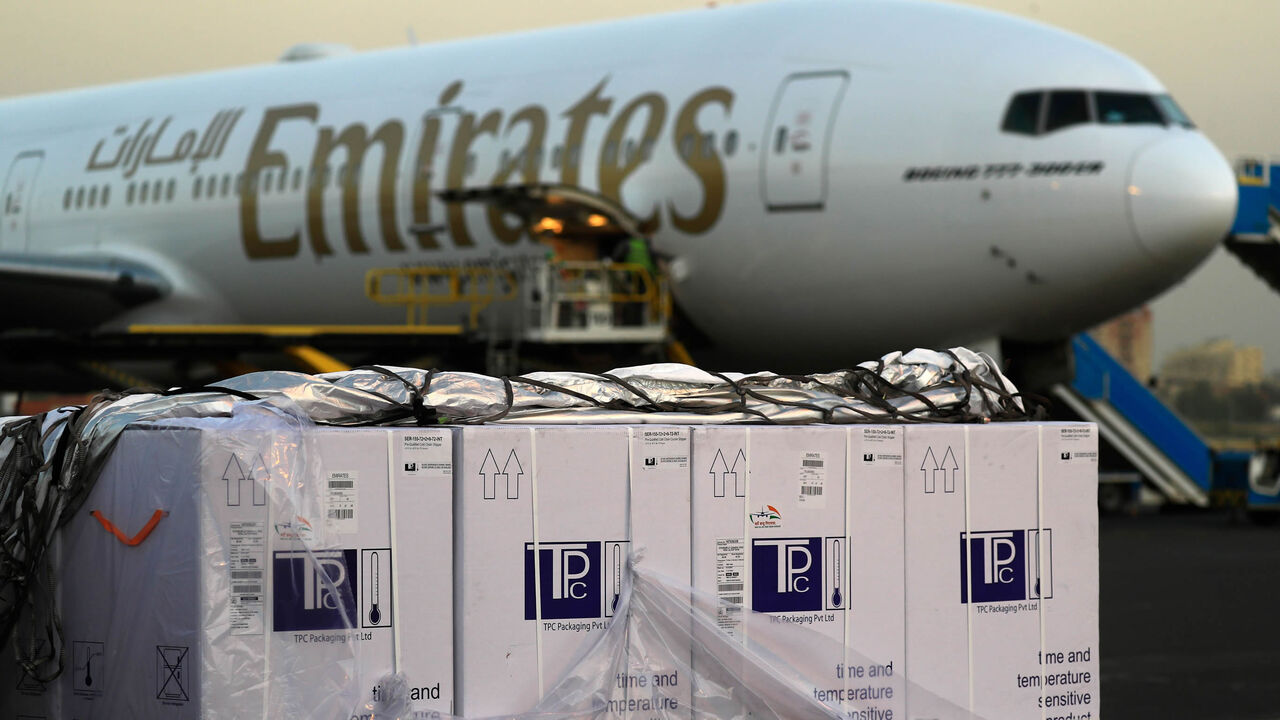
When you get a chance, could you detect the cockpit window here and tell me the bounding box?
[1002,92,1043,135]
[1094,92,1165,126]
[1154,94,1195,128]
[1001,88,1197,136]
[1045,91,1090,132]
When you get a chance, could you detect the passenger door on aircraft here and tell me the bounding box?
[762,71,848,212]
[1,152,43,253]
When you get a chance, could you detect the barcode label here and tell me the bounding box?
[227,521,264,636]
[718,582,744,593]
[720,595,742,605]
[326,470,358,533]
[798,452,827,508]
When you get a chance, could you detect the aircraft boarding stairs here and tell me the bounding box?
[1225,157,1280,293]
[1052,333,1215,507]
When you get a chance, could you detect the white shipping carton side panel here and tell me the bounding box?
[454,426,631,717]
[289,428,454,715]
[691,427,856,713]
[847,426,906,720]
[628,426,693,719]
[59,426,207,719]
[531,427,630,693]
[269,429,397,715]
[1040,424,1100,720]
[454,426,535,718]
[389,429,456,713]
[689,426,749,716]
[966,425,1042,720]
[743,427,848,701]
[690,427,750,635]
[903,425,969,720]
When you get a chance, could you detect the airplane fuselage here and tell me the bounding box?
[0,0,1236,369]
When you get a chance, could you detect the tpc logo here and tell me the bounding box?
[524,541,602,620]
[752,537,823,612]
[960,530,1053,604]
[273,549,359,631]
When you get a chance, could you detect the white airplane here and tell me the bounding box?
[0,0,1236,385]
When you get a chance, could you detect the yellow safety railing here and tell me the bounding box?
[545,261,668,323]
[365,266,518,329]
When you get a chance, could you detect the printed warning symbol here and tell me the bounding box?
[72,640,104,697]
[156,645,189,702]
[15,665,46,695]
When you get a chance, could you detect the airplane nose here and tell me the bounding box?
[1126,134,1237,267]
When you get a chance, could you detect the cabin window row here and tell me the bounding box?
[1001,90,1195,136]
[56,131,747,213]
[61,185,113,211]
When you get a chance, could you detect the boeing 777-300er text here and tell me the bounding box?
[0,0,1236,386]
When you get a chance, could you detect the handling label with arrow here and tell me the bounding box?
[222,453,268,507]
[920,445,960,494]
[710,448,746,498]
[479,448,524,500]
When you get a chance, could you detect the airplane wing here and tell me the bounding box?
[0,253,169,330]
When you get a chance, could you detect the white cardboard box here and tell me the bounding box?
[904,423,1101,720]
[44,419,453,719]
[453,425,695,718]
[453,426,627,717]
[626,427,694,719]
[690,426,854,711]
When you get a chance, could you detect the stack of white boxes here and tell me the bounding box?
[1,419,1097,719]
[688,423,1098,720]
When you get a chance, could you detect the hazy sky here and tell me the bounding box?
[2,0,1277,369]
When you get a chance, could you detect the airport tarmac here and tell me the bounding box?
[1101,510,1280,718]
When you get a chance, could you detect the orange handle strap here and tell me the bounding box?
[90,509,166,546]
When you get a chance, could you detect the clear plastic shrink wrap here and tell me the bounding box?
[3,403,369,718]
[356,561,984,720]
